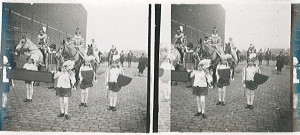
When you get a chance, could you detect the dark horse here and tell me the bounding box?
[87,44,99,81]
[198,43,236,85]
[56,40,84,87]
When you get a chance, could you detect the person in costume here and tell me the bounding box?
[174,29,185,63]
[227,37,238,62]
[120,50,125,67]
[276,51,285,74]
[127,50,133,67]
[247,44,256,61]
[105,60,124,111]
[257,49,263,65]
[216,55,232,106]
[54,61,76,119]
[242,54,261,110]
[72,28,86,57]
[174,29,185,45]
[184,42,195,88]
[138,53,148,76]
[2,56,12,111]
[265,48,272,66]
[37,29,48,65]
[79,58,95,107]
[47,44,57,89]
[190,60,213,118]
[209,27,224,56]
[160,56,175,102]
[23,57,38,102]
[91,39,100,63]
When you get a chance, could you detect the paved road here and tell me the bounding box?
[1,62,148,132]
[170,61,293,132]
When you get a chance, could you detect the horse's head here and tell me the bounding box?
[87,44,94,56]
[16,37,29,52]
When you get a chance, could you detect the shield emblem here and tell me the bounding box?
[117,74,132,87]
[81,70,94,82]
[254,73,269,85]
[218,69,231,80]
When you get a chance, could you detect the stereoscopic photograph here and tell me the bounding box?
[0,1,149,132]
[292,4,300,132]
[158,3,293,132]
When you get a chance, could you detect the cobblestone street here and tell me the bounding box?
[170,61,293,132]
[1,62,148,132]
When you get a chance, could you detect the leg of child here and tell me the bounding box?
[81,89,85,103]
[163,82,168,100]
[218,88,222,103]
[59,97,64,114]
[246,89,251,106]
[196,96,201,113]
[222,86,227,103]
[200,96,205,114]
[26,84,30,99]
[166,81,171,100]
[2,93,7,108]
[113,92,118,107]
[64,97,69,115]
[250,90,255,106]
[109,90,114,107]
[85,88,89,104]
[29,82,34,100]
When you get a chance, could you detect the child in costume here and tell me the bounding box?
[216,55,231,106]
[47,44,57,89]
[54,61,76,119]
[23,57,38,102]
[184,42,195,88]
[105,60,124,111]
[242,54,261,109]
[79,58,95,107]
[190,60,212,118]
[2,56,11,110]
[160,56,175,102]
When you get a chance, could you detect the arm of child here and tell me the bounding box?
[206,73,213,84]
[242,67,246,87]
[105,69,109,85]
[120,68,125,75]
[79,67,83,82]
[190,71,195,78]
[53,72,60,79]
[216,65,220,82]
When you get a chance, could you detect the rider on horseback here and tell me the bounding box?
[209,27,224,56]
[37,28,49,65]
[71,28,86,58]
[174,28,187,63]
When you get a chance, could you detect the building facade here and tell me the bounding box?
[1,3,87,53]
[171,4,225,47]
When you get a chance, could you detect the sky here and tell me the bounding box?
[82,1,148,53]
[222,2,291,51]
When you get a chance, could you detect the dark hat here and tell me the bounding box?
[186,42,193,48]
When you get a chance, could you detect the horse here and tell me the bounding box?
[87,44,99,81]
[199,43,236,85]
[56,40,84,87]
[15,37,44,69]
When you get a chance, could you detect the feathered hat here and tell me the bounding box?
[198,59,211,69]
[62,60,75,70]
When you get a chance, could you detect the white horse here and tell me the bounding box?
[15,37,44,66]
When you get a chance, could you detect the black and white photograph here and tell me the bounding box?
[0,1,149,132]
[158,3,293,132]
[292,4,300,132]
